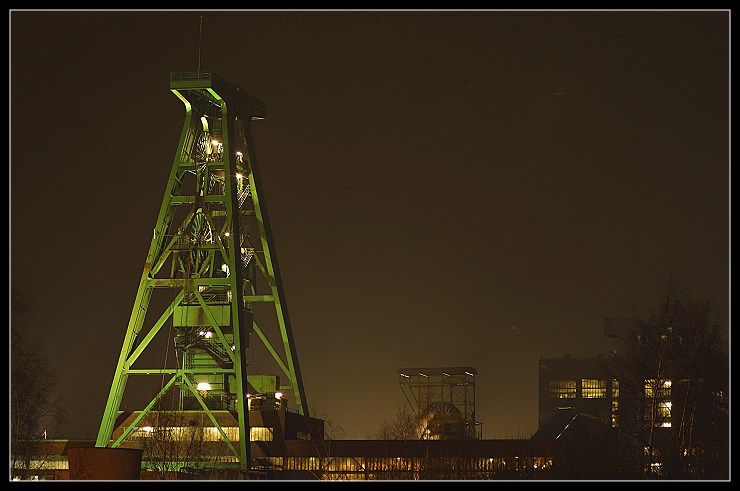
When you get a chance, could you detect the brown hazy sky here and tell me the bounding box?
[10,10,729,440]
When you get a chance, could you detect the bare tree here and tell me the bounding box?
[370,405,421,441]
[10,286,66,480]
[611,278,728,479]
[368,405,432,480]
[304,406,346,480]
[311,406,345,442]
[134,410,218,480]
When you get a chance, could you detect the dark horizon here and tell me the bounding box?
[10,10,729,442]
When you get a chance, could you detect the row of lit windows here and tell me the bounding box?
[127,426,273,442]
[326,457,366,472]
[548,379,611,399]
[549,380,577,398]
[322,471,544,481]
[549,379,670,398]
[284,457,553,473]
[288,457,321,471]
[582,379,607,398]
[324,473,369,481]
[548,378,671,428]
[15,459,68,471]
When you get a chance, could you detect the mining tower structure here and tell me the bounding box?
[96,72,309,474]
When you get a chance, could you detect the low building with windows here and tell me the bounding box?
[14,401,561,481]
[15,403,565,480]
[14,436,559,480]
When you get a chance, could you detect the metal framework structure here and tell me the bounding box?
[398,367,481,440]
[96,72,308,471]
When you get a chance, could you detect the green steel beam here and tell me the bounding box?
[111,375,179,447]
[96,101,194,446]
[126,291,185,367]
[181,376,240,459]
[252,320,290,377]
[245,143,309,417]
[149,210,194,275]
[194,290,237,366]
[218,96,251,470]
[201,209,231,264]
[244,295,274,303]
[97,73,308,472]
[128,369,234,374]
[239,235,275,288]
[146,278,231,287]
[170,195,227,204]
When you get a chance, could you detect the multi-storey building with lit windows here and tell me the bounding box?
[535,317,728,479]
[537,354,618,432]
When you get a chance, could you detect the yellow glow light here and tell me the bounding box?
[197,382,211,391]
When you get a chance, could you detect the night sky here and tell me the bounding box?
[10,10,729,441]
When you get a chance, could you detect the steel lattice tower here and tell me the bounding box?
[398,367,481,440]
[96,72,308,472]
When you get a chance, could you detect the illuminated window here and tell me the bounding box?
[191,426,274,441]
[645,379,671,398]
[611,400,619,427]
[645,379,672,427]
[581,379,606,398]
[657,401,672,427]
[250,426,274,442]
[549,380,577,399]
[286,457,320,471]
[203,426,238,441]
[325,457,364,472]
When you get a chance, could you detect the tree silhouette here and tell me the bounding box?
[610,278,728,479]
[134,410,215,479]
[10,286,67,480]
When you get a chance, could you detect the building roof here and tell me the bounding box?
[397,367,478,376]
[531,408,610,442]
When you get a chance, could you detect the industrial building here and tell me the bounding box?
[12,358,612,480]
[398,367,482,440]
[15,423,559,480]
[71,71,565,480]
[537,354,618,432]
[11,72,726,481]
[533,317,729,479]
